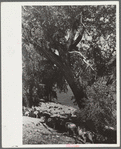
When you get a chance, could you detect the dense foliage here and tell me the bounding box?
[22,44,67,106]
[22,5,116,132]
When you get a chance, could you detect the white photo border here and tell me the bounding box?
[1,1,120,147]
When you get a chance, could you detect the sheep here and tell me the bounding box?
[42,112,50,120]
[33,110,39,118]
[37,111,42,118]
[40,116,46,123]
[58,107,62,110]
[77,126,86,143]
[103,126,116,143]
[85,131,94,143]
[29,110,36,118]
[24,111,29,117]
[46,117,56,129]
[59,118,66,132]
[65,122,77,137]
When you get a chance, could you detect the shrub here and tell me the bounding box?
[75,77,116,133]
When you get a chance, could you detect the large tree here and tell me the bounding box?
[22,5,116,109]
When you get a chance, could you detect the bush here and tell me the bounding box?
[75,77,116,133]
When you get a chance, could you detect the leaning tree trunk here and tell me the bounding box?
[62,65,87,109]
[29,15,88,109]
[32,42,87,109]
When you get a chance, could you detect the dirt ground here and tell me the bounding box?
[23,116,82,144]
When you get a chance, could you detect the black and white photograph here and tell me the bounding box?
[2,1,120,147]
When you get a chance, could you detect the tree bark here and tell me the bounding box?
[63,68,87,109]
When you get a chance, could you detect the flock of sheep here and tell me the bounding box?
[23,102,116,144]
[23,102,95,143]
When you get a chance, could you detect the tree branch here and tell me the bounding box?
[69,51,95,71]
[67,14,91,51]
[71,30,84,49]
[67,14,85,51]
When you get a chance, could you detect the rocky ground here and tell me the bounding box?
[23,116,81,144]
